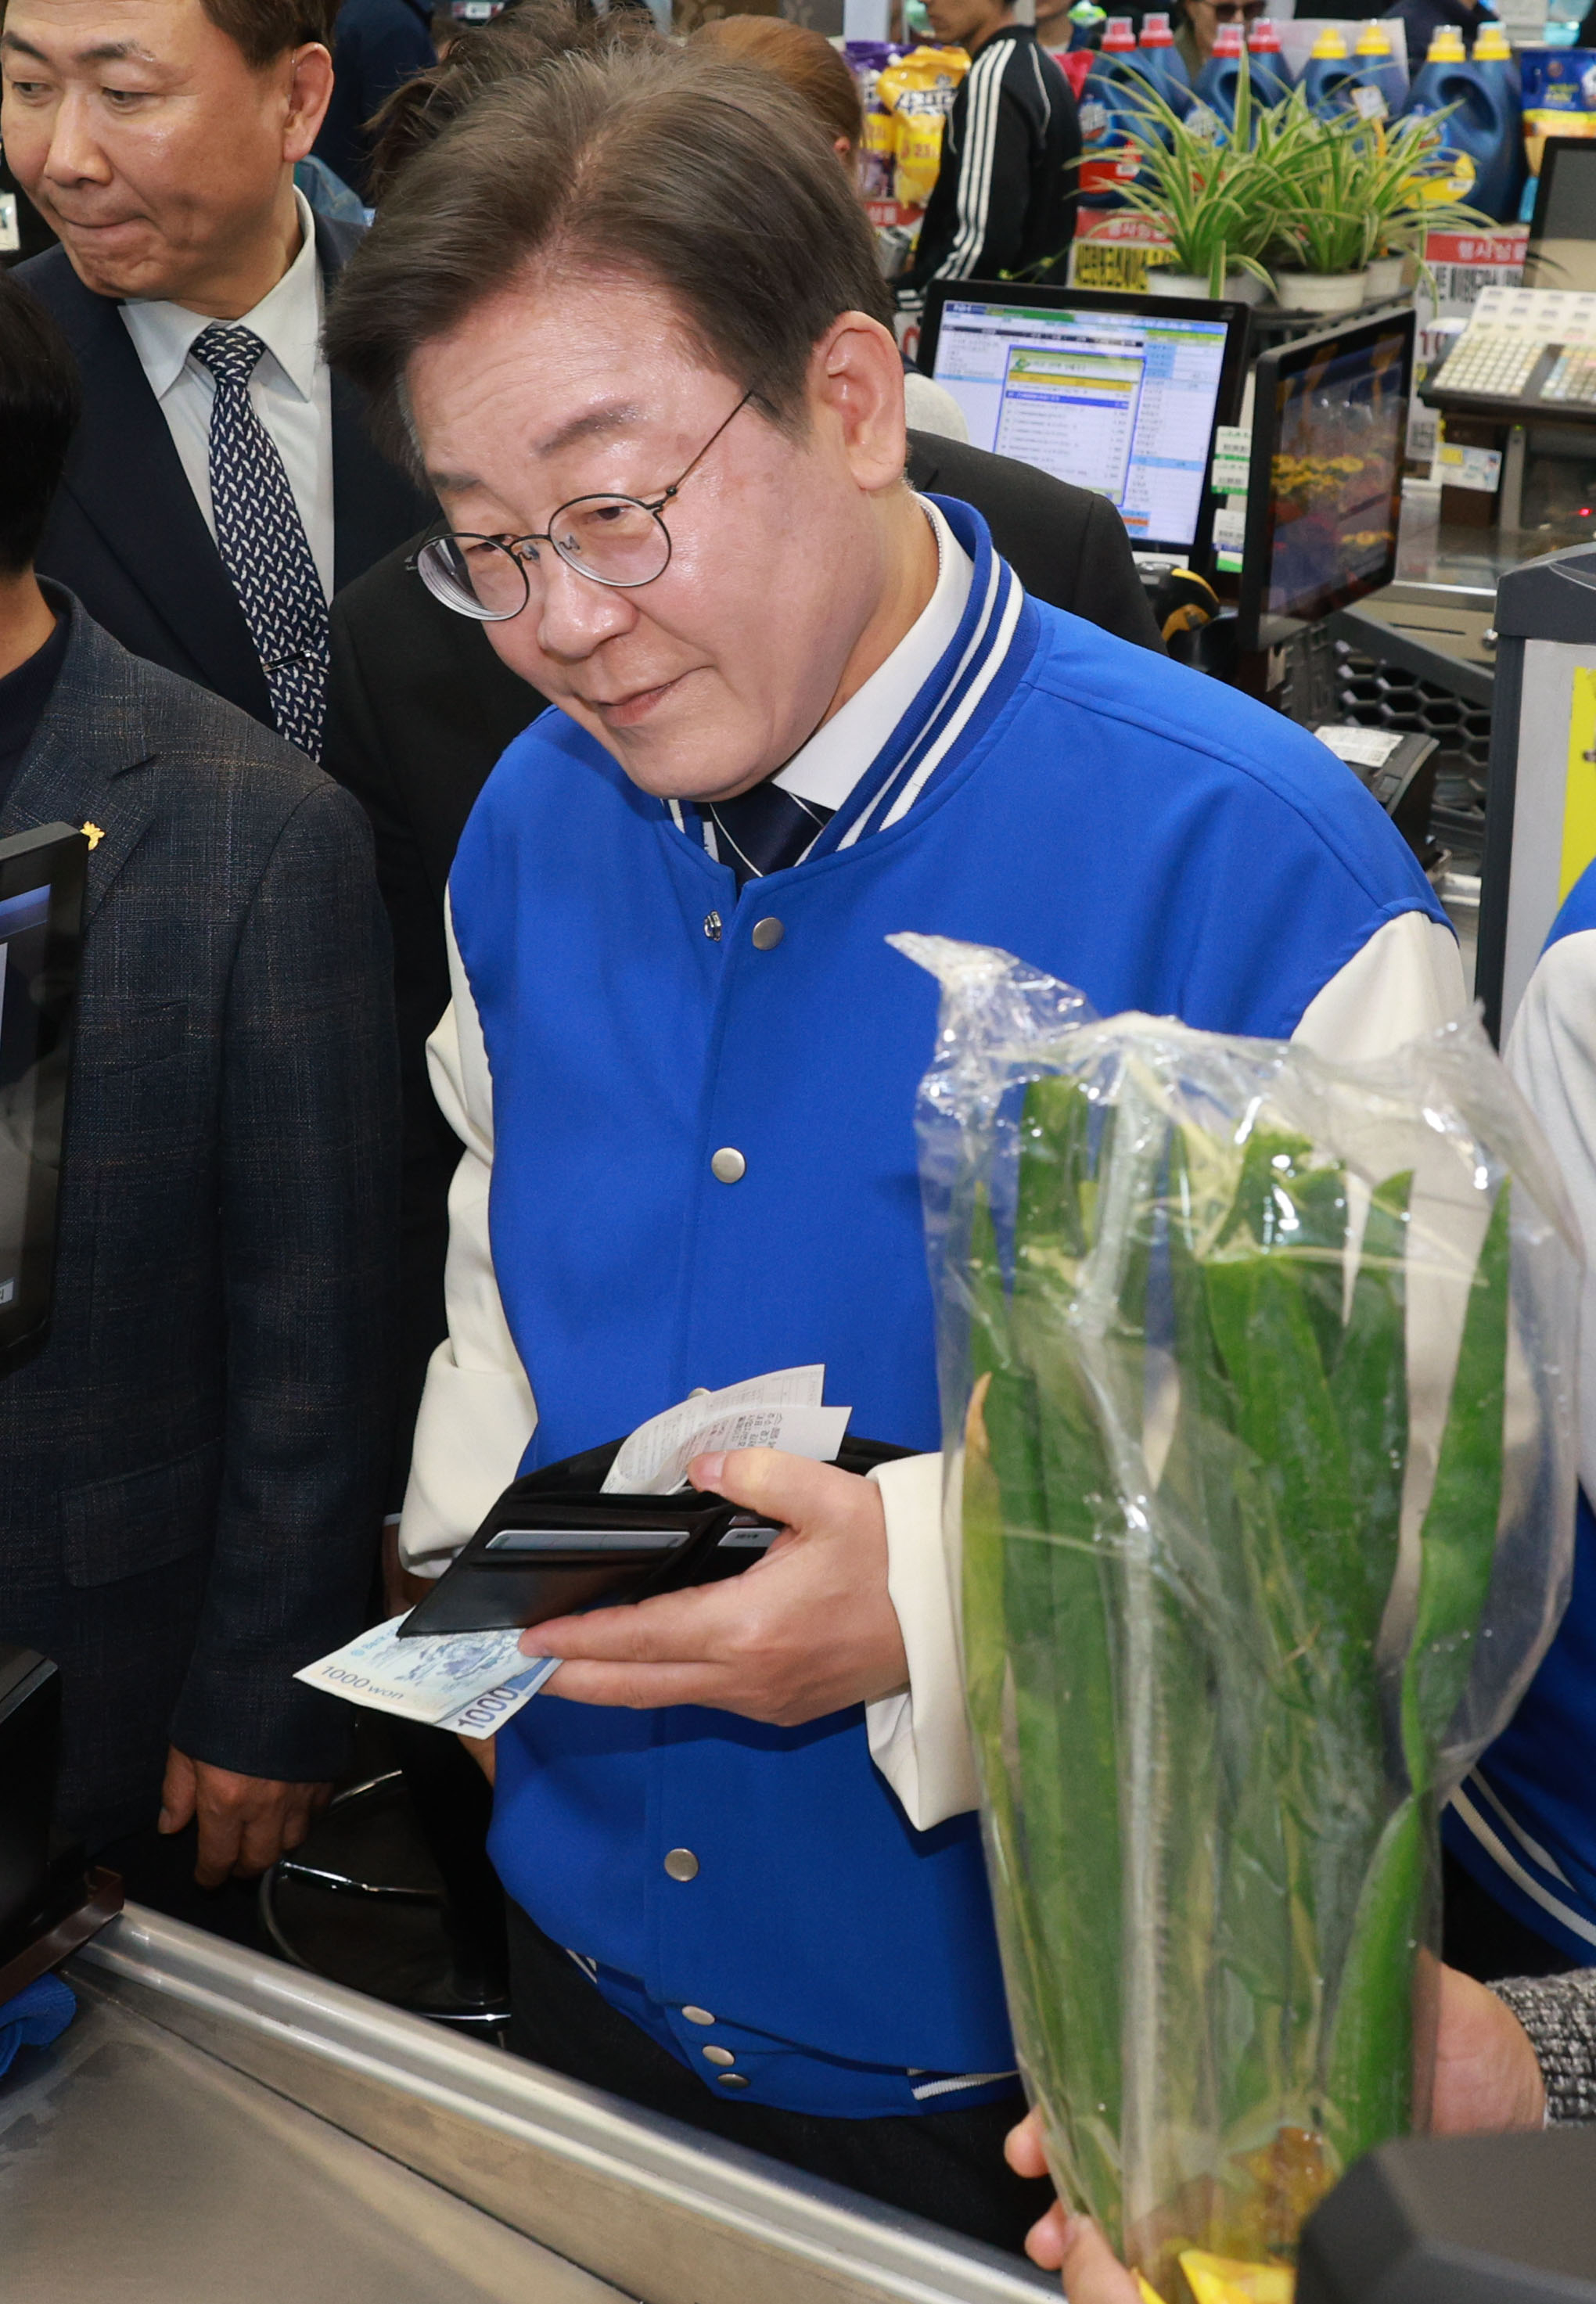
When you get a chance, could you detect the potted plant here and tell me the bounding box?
[1350,109,1497,304]
[1106,56,1280,301]
[1264,95,1378,313]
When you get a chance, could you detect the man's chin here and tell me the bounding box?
[54,225,168,300]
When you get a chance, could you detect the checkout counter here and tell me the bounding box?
[4,1904,1052,2304]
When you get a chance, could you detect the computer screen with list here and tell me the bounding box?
[926,290,1238,561]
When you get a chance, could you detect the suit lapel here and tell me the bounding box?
[2,599,158,936]
[47,262,271,721]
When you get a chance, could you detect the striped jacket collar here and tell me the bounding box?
[671,494,1030,873]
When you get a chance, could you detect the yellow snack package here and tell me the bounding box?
[876,45,969,210]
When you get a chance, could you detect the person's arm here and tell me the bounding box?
[903,51,1035,299]
[164,782,400,1865]
[397,898,538,1573]
[1504,922,1596,1505]
[324,587,462,1510]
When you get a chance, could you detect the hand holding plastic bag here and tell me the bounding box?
[895,935,1579,2299]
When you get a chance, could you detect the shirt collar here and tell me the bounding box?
[772,496,973,817]
[118,189,324,404]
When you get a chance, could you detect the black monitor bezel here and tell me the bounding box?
[0,823,87,1378]
[1527,134,1596,268]
[918,277,1251,571]
[1236,305,1416,654]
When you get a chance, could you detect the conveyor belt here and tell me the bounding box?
[13,1908,1052,2304]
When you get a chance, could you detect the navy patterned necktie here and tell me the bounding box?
[698,783,835,890]
[192,324,329,759]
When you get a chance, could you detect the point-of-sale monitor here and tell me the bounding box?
[0,825,87,1376]
[918,280,1249,573]
[1526,136,1596,294]
[1237,307,1415,652]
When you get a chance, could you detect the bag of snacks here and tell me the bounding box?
[876,45,970,210]
[896,933,1578,2303]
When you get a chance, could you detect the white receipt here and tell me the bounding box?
[602,1364,851,1494]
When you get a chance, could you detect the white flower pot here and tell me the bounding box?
[1147,268,1267,303]
[1363,253,1407,300]
[1272,268,1371,315]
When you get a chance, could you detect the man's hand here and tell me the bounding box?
[523,1447,908,1725]
[1005,2111,1141,2302]
[1432,1961,1546,2133]
[1002,1963,1547,2299]
[158,1747,332,1888]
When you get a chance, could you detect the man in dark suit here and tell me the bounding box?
[0,271,398,1906]
[323,430,1165,1513]
[1,0,433,754]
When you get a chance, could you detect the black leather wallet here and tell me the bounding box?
[398,1431,912,1638]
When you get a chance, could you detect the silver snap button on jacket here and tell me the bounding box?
[710,1148,746,1184]
[702,2045,736,2068]
[717,2072,750,2088]
[681,2005,716,2025]
[663,1847,699,1882]
[750,917,784,951]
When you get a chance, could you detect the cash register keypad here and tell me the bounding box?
[1542,346,1596,404]
[1437,329,1546,398]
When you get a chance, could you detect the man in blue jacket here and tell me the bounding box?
[325,42,1466,2249]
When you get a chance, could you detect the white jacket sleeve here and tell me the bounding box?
[866,908,1469,1831]
[397,898,538,1576]
[1506,927,1596,1506]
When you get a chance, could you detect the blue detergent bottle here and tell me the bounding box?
[1246,17,1295,106]
[1348,20,1411,117]
[1077,19,1145,202]
[1469,20,1528,218]
[1405,24,1521,218]
[1195,20,1249,130]
[1130,11,1195,115]
[1302,23,1357,114]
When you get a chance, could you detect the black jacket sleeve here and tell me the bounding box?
[323,556,541,1509]
[169,781,400,1781]
[905,46,1036,299]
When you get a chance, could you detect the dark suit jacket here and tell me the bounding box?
[322,429,1165,1496]
[0,595,399,1848]
[16,217,434,730]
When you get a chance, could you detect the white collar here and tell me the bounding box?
[772,496,973,816]
[119,189,323,404]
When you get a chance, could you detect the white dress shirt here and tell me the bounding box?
[399,543,1469,1835]
[118,191,336,600]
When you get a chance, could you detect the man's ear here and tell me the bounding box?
[282,42,335,163]
[808,313,910,497]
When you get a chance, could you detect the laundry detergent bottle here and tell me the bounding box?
[1469,19,1528,218]
[1349,19,1411,116]
[1195,20,1249,129]
[1405,24,1520,218]
[1246,16,1295,105]
[1128,9,1195,113]
[1302,23,1356,113]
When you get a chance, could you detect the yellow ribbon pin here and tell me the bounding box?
[81,822,104,850]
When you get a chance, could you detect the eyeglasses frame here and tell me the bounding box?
[411,384,760,622]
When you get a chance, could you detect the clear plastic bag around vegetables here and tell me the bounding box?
[893,935,1580,2301]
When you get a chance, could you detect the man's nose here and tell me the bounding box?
[43,88,114,185]
[534,552,638,660]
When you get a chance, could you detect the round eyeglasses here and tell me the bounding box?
[412,386,757,623]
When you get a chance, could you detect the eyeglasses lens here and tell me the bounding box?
[552,498,671,586]
[419,536,527,621]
